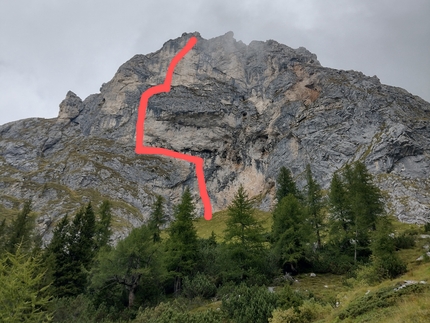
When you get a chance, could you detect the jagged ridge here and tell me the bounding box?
[1,31,429,241]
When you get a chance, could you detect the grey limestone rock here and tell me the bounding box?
[1,31,430,242]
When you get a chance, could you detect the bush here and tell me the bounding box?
[424,222,430,233]
[309,248,354,274]
[51,294,137,323]
[393,233,416,250]
[338,284,428,320]
[222,283,278,323]
[354,254,407,285]
[182,272,217,299]
[216,280,238,299]
[276,284,304,310]
[270,299,331,323]
[134,301,223,323]
[373,254,407,280]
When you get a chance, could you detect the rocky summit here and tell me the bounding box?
[1,31,430,240]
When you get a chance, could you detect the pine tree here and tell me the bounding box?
[165,187,199,295]
[224,185,265,281]
[276,166,300,202]
[148,195,167,243]
[304,164,324,249]
[48,215,71,298]
[69,203,96,270]
[5,200,35,254]
[48,202,97,298]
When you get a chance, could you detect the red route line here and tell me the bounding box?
[135,36,212,220]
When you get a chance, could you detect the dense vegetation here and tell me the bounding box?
[1,161,429,322]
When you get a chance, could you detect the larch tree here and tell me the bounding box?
[91,224,161,308]
[328,162,384,264]
[304,164,324,249]
[165,187,199,295]
[0,246,53,322]
[224,185,265,281]
[346,162,384,263]
[271,194,310,273]
[94,200,112,250]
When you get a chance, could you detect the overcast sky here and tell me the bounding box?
[0,0,429,125]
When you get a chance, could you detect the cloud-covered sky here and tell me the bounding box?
[0,0,429,125]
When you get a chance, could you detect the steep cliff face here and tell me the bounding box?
[1,31,429,240]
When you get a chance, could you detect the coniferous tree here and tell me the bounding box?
[5,200,35,254]
[328,171,356,258]
[91,224,161,308]
[276,166,300,202]
[46,214,69,293]
[69,203,96,270]
[148,195,167,243]
[0,246,53,322]
[370,216,406,279]
[95,200,112,250]
[224,185,265,281]
[304,164,324,249]
[328,172,351,233]
[0,219,7,253]
[165,187,199,295]
[271,194,310,273]
[347,162,384,263]
[48,202,97,298]
[328,162,384,264]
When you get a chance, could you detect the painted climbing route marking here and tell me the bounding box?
[135,36,212,220]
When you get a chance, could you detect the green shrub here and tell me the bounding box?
[269,299,331,323]
[309,248,354,274]
[355,254,407,285]
[216,280,238,299]
[182,272,217,299]
[393,233,416,250]
[276,284,304,310]
[51,295,132,323]
[134,301,223,323]
[338,284,428,320]
[222,283,278,323]
[424,222,430,233]
[373,254,407,279]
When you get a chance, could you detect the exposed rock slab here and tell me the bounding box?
[1,31,430,241]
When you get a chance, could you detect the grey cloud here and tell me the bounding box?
[0,0,428,125]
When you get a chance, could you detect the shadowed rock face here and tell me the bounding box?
[1,31,429,241]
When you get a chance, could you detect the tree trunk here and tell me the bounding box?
[125,274,141,308]
[316,224,321,249]
[354,229,358,265]
[174,276,181,296]
[128,287,136,308]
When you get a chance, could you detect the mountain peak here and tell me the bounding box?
[1,32,429,241]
